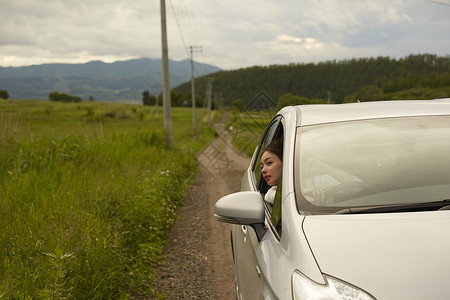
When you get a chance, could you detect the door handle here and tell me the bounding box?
[241,225,248,243]
[241,225,247,236]
[256,265,261,278]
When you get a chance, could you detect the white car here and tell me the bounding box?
[215,99,450,300]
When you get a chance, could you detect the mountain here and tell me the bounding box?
[0,58,221,101]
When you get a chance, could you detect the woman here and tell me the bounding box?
[260,140,283,204]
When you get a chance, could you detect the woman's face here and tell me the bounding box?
[261,150,282,186]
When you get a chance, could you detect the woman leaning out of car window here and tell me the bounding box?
[260,140,283,205]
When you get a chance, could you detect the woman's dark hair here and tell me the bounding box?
[263,139,283,160]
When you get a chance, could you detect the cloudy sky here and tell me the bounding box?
[1,0,449,71]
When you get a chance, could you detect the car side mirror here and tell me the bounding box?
[214,191,265,225]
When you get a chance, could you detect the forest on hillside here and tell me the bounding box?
[172,54,450,108]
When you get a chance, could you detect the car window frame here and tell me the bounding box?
[251,118,281,189]
[251,116,284,238]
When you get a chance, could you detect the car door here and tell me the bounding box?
[233,117,283,300]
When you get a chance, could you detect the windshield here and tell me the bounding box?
[295,116,450,213]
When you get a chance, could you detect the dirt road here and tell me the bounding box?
[153,119,251,299]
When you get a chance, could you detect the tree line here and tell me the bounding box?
[48,92,83,103]
[3,54,448,107]
[172,54,450,108]
[141,90,203,107]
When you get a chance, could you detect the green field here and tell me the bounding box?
[0,99,217,299]
[226,109,274,156]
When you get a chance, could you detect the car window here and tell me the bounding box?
[252,118,281,191]
[251,118,284,236]
[295,116,450,213]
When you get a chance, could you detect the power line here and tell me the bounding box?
[423,0,450,6]
[168,0,208,77]
[184,1,202,45]
[168,0,190,58]
[174,0,201,46]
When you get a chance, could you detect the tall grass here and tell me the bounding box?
[0,100,216,298]
[225,109,274,156]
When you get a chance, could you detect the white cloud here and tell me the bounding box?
[0,0,448,69]
[277,34,303,44]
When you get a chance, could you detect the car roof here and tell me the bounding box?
[290,99,450,126]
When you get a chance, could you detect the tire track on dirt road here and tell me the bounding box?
[153,116,250,299]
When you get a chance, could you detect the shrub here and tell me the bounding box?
[0,90,9,99]
[49,92,82,103]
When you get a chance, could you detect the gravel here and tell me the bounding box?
[152,125,250,299]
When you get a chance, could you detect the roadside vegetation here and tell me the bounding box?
[0,99,216,298]
[225,108,273,157]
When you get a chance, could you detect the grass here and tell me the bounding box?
[225,108,275,156]
[0,99,217,299]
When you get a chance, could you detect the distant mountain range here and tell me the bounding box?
[0,58,221,102]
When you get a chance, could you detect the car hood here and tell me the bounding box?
[302,211,450,300]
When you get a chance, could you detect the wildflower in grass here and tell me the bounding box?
[160,169,170,176]
[0,101,215,298]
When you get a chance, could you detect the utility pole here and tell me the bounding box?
[189,45,202,140]
[153,83,159,119]
[206,77,214,128]
[160,0,173,148]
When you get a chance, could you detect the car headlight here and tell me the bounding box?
[292,270,375,300]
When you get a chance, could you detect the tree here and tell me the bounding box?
[49,92,61,101]
[170,91,186,106]
[231,99,244,111]
[173,54,450,105]
[277,93,309,109]
[142,90,151,105]
[355,85,384,101]
[0,90,9,99]
[48,92,82,102]
[309,98,327,104]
